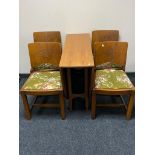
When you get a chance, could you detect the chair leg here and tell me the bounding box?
[126,92,135,120]
[60,93,65,120]
[21,93,31,120]
[91,92,96,119]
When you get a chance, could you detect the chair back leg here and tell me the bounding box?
[126,92,135,120]
[91,92,96,119]
[60,93,65,120]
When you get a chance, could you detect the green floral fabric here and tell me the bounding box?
[96,62,123,70]
[95,69,133,89]
[33,63,59,71]
[23,71,62,90]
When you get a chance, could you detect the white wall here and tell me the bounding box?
[19,0,135,73]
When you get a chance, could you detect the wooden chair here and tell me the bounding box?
[33,31,61,43]
[20,42,65,120]
[91,41,135,120]
[33,31,68,98]
[92,30,119,53]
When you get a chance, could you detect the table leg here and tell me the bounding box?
[67,68,89,111]
[89,67,94,97]
[67,68,73,110]
[60,68,68,98]
[84,68,88,111]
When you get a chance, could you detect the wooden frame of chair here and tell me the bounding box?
[33,31,61,43]
[92,30,119,54]
[89,30,120,96]
[32,31,68,98]
[20,42,65,120]
[91,41,135,120]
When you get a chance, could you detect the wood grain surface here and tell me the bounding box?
[59,34,94,68]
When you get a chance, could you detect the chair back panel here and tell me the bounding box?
[33,31,61,43]
[92,30,119,43]
[28,42,62,68]
[94,41,128,69]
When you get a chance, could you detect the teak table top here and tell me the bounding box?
[59,33,94,68]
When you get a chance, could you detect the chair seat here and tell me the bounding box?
[95,69,133,89]
[22,71,62,90]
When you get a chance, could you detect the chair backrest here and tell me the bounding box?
[92,30,119,53]
[92,30,119,42]
[33,31,61,43]
[28,42,62,69]
[94,41,128,70]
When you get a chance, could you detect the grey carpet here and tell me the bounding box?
[19,73,135,155]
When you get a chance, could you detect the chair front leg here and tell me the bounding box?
[59,93,65,120]
[126,91,135,120]
[21,93,31,120]
[91,92,96,119]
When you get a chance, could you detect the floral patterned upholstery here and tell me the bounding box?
[96,62,123,70]
[23,71,62,90]
[33,63,59,71]
[95,69,133,89]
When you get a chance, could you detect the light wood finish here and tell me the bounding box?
[60,34,94,111]
[90,41,128,97]
[20,42,65,120]
[33,31,61,43]
[92,30,119,54]
[92,30,119,42]
[94,41,128,70]
[28,42,68,97]
[91,30,119,93]
[59,34,94,68]
[33,31,66,96]
[28,42,62,69]
[91,41,135,120]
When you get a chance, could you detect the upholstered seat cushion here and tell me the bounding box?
[95,69,133,89]
[23,71,62,90]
